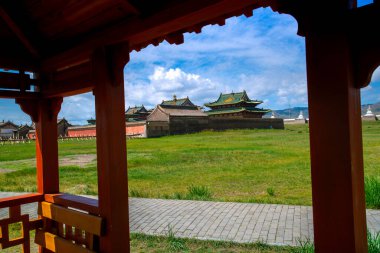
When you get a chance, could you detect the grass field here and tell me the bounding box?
[1,232,306,253]
[0,121,379,207]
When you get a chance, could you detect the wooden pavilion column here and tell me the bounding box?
[306,32,368,252]
[92,45,130,252]
[17,97,63,194]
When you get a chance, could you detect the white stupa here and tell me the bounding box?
[364,105,374,117]
[297,111,304,120]
[362,105,377,121]
[270,112,276,119]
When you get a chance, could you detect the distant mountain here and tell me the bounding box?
[265,107,309,119]
[265,102,380,119]
[362,102,380,115]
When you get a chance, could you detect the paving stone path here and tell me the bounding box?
[1,192,380,247]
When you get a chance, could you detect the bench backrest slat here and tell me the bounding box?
[38,202,102,236]
[35,229,95,253]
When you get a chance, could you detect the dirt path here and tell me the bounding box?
[59,154,97,167]
[0,154,97,173]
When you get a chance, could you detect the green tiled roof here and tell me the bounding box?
[126,105,148,115]
[205,91,262,107]
[161,96,195,107]
[162,98,187,106]
[206,107,271,116]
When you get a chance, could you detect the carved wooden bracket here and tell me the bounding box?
[91,43,130,88]
[46,97,63,121]
[15,97,63,122]
[353,46,380,88]
[16,98,39,122]
[350,3,380,88]
[269,0,359,37]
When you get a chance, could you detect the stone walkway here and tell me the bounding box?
[1,192,380,247]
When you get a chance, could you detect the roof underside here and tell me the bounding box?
[0,0,269,72]
[0,0,377,96]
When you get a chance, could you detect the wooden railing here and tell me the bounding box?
[0,193,43,253]
[0,193,102,253]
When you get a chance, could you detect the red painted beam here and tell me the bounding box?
[0,72,32,90]
[42,0,263,71]
[0,6,39,58]
[0,193,43,208]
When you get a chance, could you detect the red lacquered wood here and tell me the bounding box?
[306,32,368,253]
[29,219,43,230]
[35,97,63,194]
[9,205,21,217]
[44,194,99,215]
[0,6,39,58]
[93,45,130,253]
[0,193,43,208]
[0,214,30,251]
[0,72,32,90]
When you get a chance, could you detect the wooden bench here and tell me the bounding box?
[35,201,103,253]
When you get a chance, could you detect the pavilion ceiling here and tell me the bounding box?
[0,0,378,96]
[0,0,268,72]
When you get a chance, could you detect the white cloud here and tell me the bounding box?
[372,67,380,82]
[3,7,380,124]
[128,8,304,74]
[125,67,221,108]
[125,66,308,111]
[59,8,309,124]
[125,8,307,110]
[60,92,95,125]
[238,71,307,108]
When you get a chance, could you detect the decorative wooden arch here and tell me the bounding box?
[0,0,379,252]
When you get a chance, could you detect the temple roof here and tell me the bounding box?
[160,107,207,117]
[161,96,195,107]
[206,107,270,116]
[0,121,18,129]
[126,105,148,115]
[148,105,207,122]
[16,124,33,131]
[205,91,263,108]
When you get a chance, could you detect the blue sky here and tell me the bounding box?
[1,3,379,125]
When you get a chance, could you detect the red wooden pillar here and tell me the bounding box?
[17,97,62,253]
[92,45,130,252]
[17,97,63,194]
[306,32,368,252]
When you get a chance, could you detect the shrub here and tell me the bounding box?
[167,226,187,252]
[267,187,275,197]
[368,231,380,253]
[365,177,380,209]
[292,239,314,253]
[292,232,379,253]
[173,192,184,200]
[186,185,213,200]
[129,189,148,198]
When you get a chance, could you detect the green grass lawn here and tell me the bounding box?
[0,232,302,253]
[130,233,303,253]
[0,121,379,206]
